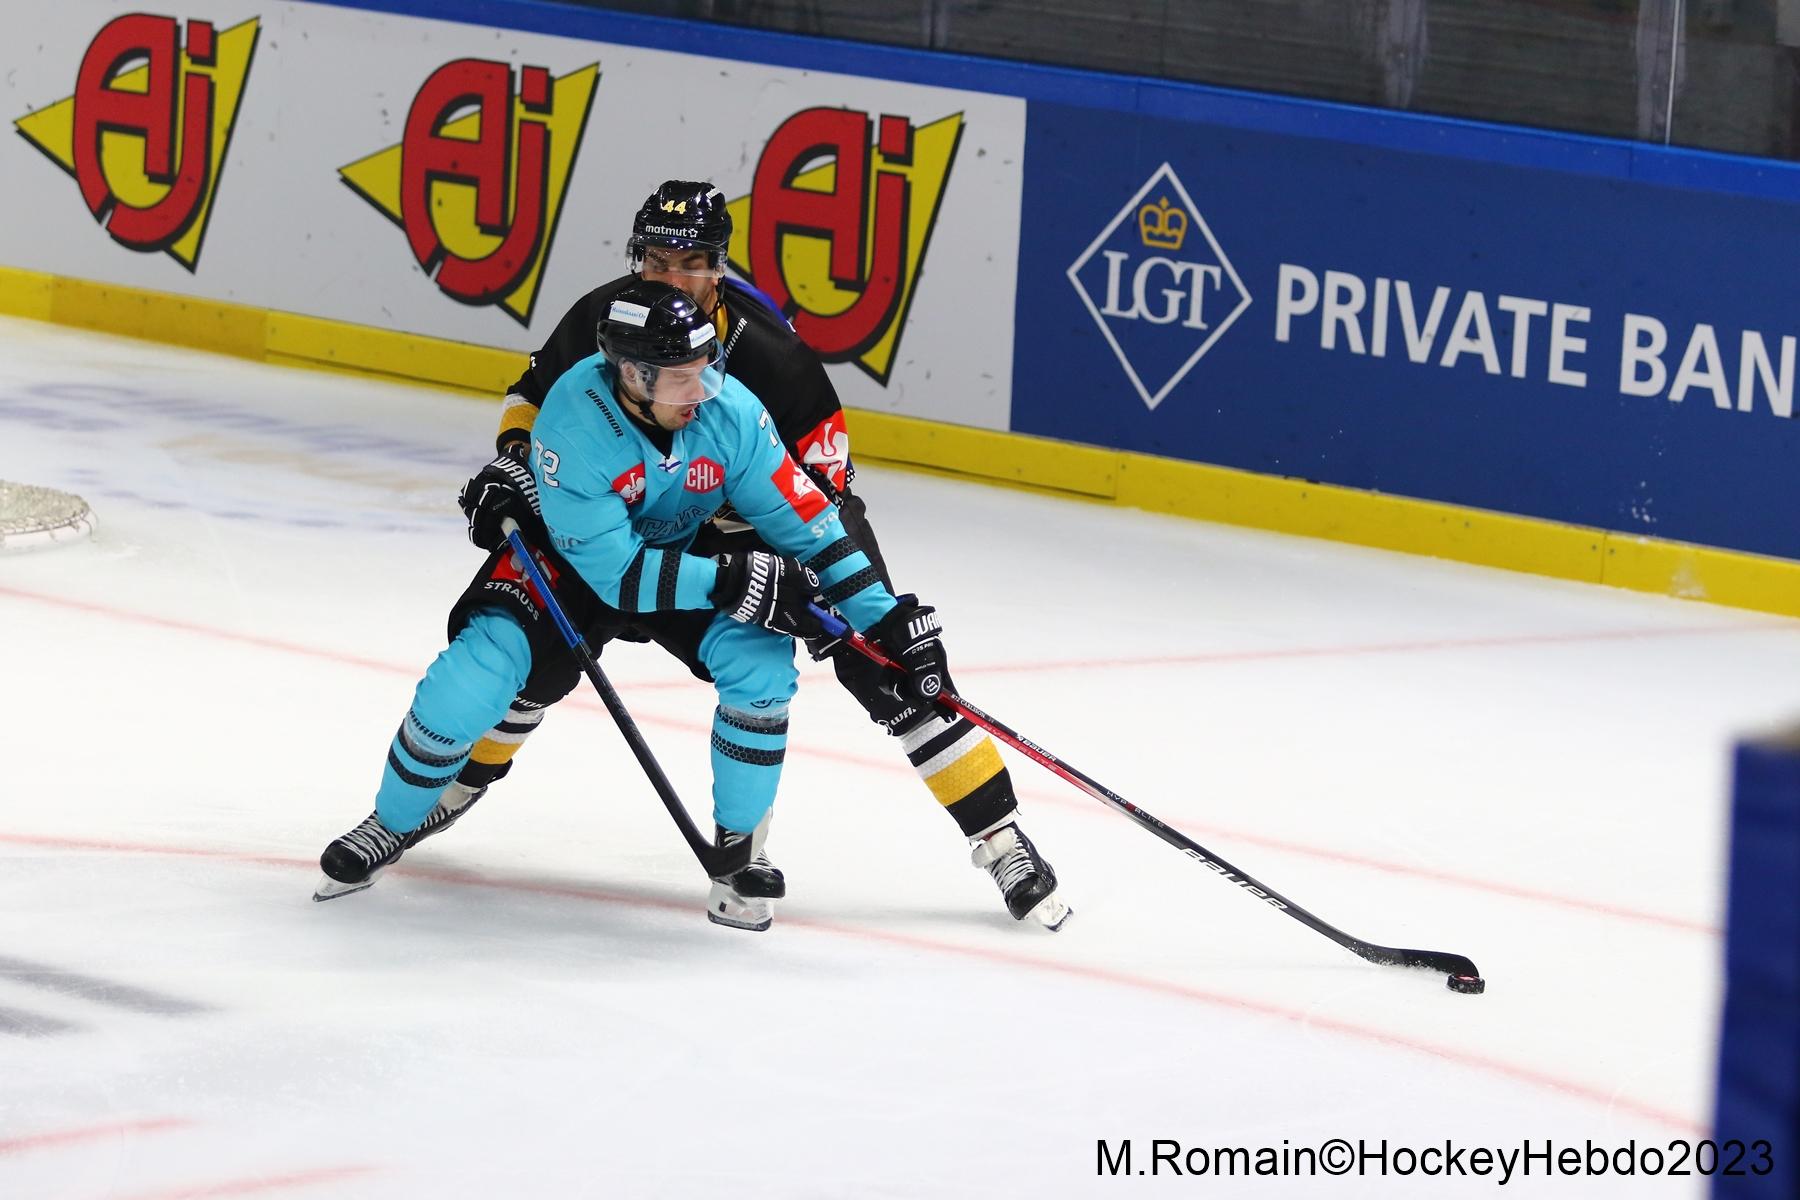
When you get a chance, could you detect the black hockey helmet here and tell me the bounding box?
[596,280,725,408]
[627,180,731,268]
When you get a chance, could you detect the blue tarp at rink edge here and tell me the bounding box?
[1714,733,1800,1197]
[1012,98,1800,562]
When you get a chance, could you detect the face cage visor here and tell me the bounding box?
[627,237,726,282]
[629,341,727,409]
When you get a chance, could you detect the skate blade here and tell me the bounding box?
[707,880,773,931]
[705,888,770,935]
[311,871,379,902]
[707,908,773,932]
[1025,893,1072,932]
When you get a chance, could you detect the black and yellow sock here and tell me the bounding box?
[897,711,1018,838]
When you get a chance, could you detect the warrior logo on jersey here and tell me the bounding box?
[15,15,259,271]
[1066,163,1252,411]
[611,464,647,505]
[339,58,598,326]
[796,412,850,491]
[771,460,830,523]
[685,457,723,493]
[725,107,961,386]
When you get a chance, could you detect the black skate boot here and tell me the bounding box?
[406,759,511,850]
[313,812,407,902]
[403,781,486,850]
[707,813,782,932]
[737,842,785,899]
[971,819,1071,931]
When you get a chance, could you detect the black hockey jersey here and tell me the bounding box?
[498,276,851,495]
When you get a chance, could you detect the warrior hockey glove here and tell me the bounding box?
[711,551,827,639]
[866,596,953,707]
[458,445,541,551]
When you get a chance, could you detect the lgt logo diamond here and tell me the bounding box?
[1067,163,1251,410]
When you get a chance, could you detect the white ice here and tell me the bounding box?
[3,316,1799,1199]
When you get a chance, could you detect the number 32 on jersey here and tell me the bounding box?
[532,438,561,488]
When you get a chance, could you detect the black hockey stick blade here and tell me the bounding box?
[1285,905,1482,984]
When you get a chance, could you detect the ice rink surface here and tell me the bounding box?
[4,316,1800,1198]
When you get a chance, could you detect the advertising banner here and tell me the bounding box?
[1,1,1026,428]
[8,0,1799,564]
[1014,101,1800,561]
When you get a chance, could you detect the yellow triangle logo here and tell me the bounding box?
[339,62,598,327]
[15,17,259,272]
[727,111,962,385]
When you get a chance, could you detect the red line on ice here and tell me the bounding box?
[105,1165,378,1198]
[0,582,1723,935]
[0,1116,193,1156]
[0,832,1704,1136]
[962,621,1794,676]
[0,584,702,691]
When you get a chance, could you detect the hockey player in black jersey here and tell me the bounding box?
[449,181,1069,930]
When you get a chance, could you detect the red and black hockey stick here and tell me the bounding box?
[501,521,731,878]
[810,604,1486,994]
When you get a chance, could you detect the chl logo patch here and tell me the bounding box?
[685,457,723,493]
[15,14,260,271]
[611,464,647,505]
[771,461,829,523]
[1067,162,1252,411]
[725,107,961,386]
[339,58,599,326]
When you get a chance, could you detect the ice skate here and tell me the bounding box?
[706,814,781,931]
[707,875,776,932]
[313,812,406,902]
[735,843,785,899]
[971,819,1070,931]
[403,781,485,850]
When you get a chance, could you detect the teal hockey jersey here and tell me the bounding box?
[529,352,895,632]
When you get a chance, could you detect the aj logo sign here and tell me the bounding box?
[725,107,961,385]
[1068,162,1251,410]
[340,59,598,326]
[15,14,259,270]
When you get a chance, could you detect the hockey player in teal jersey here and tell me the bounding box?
[314,282,939,930]
[446,182,1066,930]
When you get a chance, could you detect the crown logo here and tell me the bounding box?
[1138,196,1187,251]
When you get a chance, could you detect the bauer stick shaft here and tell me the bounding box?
[810,604,1483,989]
[502,520,723,876]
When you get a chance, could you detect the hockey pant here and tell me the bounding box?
[374,607,797,837]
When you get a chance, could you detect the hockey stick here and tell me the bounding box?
[809,604,1486,994]
[500,520,726,877]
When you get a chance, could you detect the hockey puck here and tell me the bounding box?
[1446,973,1486,995]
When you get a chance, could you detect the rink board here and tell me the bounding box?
[0,0,1025,432]
[3,0,1800,618]
[1017,100,1800,565]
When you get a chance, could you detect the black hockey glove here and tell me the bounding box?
[866,595,953,707]
[458,445,540,551]
[711,551,827,639]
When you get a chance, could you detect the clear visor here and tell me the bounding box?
[640,343,726,408]
[627,240,725,282]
